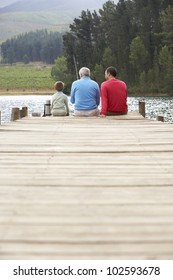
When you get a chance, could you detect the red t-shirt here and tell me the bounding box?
[101,78,128,115]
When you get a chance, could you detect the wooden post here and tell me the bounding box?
[20,106,28,118]
[157,116,164,122]
[11,107,20,121]
[139,101,145,118]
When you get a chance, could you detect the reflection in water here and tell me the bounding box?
[0,95,173,124]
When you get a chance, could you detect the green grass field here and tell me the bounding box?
[0,63,55,94]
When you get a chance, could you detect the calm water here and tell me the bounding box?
[0,95,173,124]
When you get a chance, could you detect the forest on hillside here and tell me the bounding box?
[1,0,173,94]
[1,30,63,64]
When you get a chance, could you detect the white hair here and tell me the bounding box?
[79,67,90,77]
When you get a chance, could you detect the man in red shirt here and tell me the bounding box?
[100,66,128,117]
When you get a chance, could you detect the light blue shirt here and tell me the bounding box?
[70,76,100,110]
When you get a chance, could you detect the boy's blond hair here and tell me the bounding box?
[54,81,64,91]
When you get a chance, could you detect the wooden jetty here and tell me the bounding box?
[0,110,173,260]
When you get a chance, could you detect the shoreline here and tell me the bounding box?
[0,90,170,97]
[0,90,54,96]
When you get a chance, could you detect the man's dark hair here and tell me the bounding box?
[106,66,117,77]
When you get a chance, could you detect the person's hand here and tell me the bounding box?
[100,114,106,117]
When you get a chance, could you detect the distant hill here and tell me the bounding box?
[0,0,108,43]
[0,0,106,13]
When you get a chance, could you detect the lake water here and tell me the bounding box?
[0,95,173,124]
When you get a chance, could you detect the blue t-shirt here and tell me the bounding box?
[70,77,100,110]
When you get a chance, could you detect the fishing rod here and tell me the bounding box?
[73,55,79,79]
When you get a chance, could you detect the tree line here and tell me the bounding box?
[1,0,173,94]
[61,0,173,94]
[1,29,63,64]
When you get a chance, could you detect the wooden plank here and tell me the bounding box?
[0,113,173,259]
[1,243,173,260]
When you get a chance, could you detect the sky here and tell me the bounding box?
[0,0,119,9]
[0,0,14,7]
